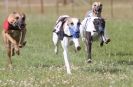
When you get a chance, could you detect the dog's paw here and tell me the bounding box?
[23,41,27,46]
[100,41,104,47]
[87,59,92,63]
[16,50,20,55]
[105,38,111,44]
[19,41,27,48]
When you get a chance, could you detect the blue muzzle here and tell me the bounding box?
[69,26,80,38]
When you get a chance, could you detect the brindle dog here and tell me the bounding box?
[2,12,26,68]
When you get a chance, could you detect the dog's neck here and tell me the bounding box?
[93,12,101,17]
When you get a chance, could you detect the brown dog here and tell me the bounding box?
[2,12,27,68]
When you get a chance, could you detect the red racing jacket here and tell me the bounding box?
[3,19,18,32]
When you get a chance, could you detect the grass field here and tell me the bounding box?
[0,2,133,87]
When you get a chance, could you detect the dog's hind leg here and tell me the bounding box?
[11,44,15,56]
[2,31,13,68]
[7,41,13,68]
[52,32,59,54]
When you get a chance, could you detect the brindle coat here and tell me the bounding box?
[2,12,26,68]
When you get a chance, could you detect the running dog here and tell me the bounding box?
[2,12,27,68]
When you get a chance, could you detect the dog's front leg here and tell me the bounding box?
[5,33,17,45]
[53,32,59,54]
[61,37,71,74]
[85,31,92,63]
[5,32,20,55]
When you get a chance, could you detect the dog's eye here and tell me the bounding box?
[15,16,19,19]
[94,4,96,6]
[70,22,74,25]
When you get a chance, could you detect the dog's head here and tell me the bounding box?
[8,12,20,26]
[92,2,102,16]
[7,12,26,30]
[67,17,81,38]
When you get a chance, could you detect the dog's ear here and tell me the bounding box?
[100,3,102,7]
[21,13,26,21]
[77,19,81,26]
[66,17,72,26]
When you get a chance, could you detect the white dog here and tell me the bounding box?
[80,16,110,63]
[53,15,81,74]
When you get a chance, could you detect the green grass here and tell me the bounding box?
[0,10,133,87]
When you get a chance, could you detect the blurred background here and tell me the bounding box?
[0,0,133,20]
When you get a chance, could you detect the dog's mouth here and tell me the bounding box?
[19,23,25,29]
[96,7,102,14]
[93,6,102,15]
